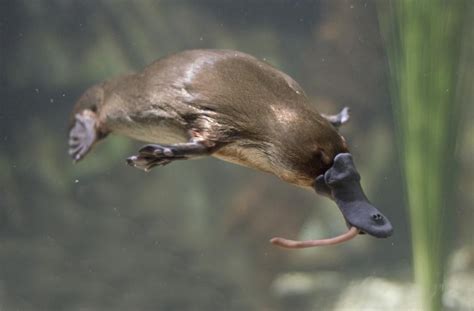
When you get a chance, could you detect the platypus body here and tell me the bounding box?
[69,49,392,248]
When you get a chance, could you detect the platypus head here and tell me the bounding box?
[271,153,393,249]
[314,153,393,238]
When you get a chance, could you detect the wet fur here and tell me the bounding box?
[70,49,349,187]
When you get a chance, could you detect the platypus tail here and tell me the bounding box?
[68,109,107,162]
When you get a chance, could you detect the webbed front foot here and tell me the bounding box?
[322,107,350,128]
[126,154,172,172]
[126,145,182,172]
[126,142,212,172]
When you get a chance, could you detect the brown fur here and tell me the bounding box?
[71,49,349,187]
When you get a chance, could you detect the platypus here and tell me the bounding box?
[68,49,393,248]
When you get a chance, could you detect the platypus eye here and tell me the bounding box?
[311,146,331,165]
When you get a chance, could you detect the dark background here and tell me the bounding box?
[1,1,472,310]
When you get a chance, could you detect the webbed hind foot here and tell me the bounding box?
[69,110,100,162]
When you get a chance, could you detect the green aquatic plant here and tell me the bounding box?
[379,1,469,310]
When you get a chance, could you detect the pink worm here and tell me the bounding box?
[270,226,359,249]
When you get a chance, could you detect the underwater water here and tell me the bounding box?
[1,1,473,310]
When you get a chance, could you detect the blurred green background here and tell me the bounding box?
[1,1,472,310]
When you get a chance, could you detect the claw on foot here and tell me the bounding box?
[127,143,198,172]
[68,111,98,162]
[126,154,171,172]
[139,144,174,157]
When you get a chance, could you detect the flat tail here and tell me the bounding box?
[68,110,98,162]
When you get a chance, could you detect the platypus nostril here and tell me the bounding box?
[372,213,384,222]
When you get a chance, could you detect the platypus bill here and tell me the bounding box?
[68,49,393,248]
